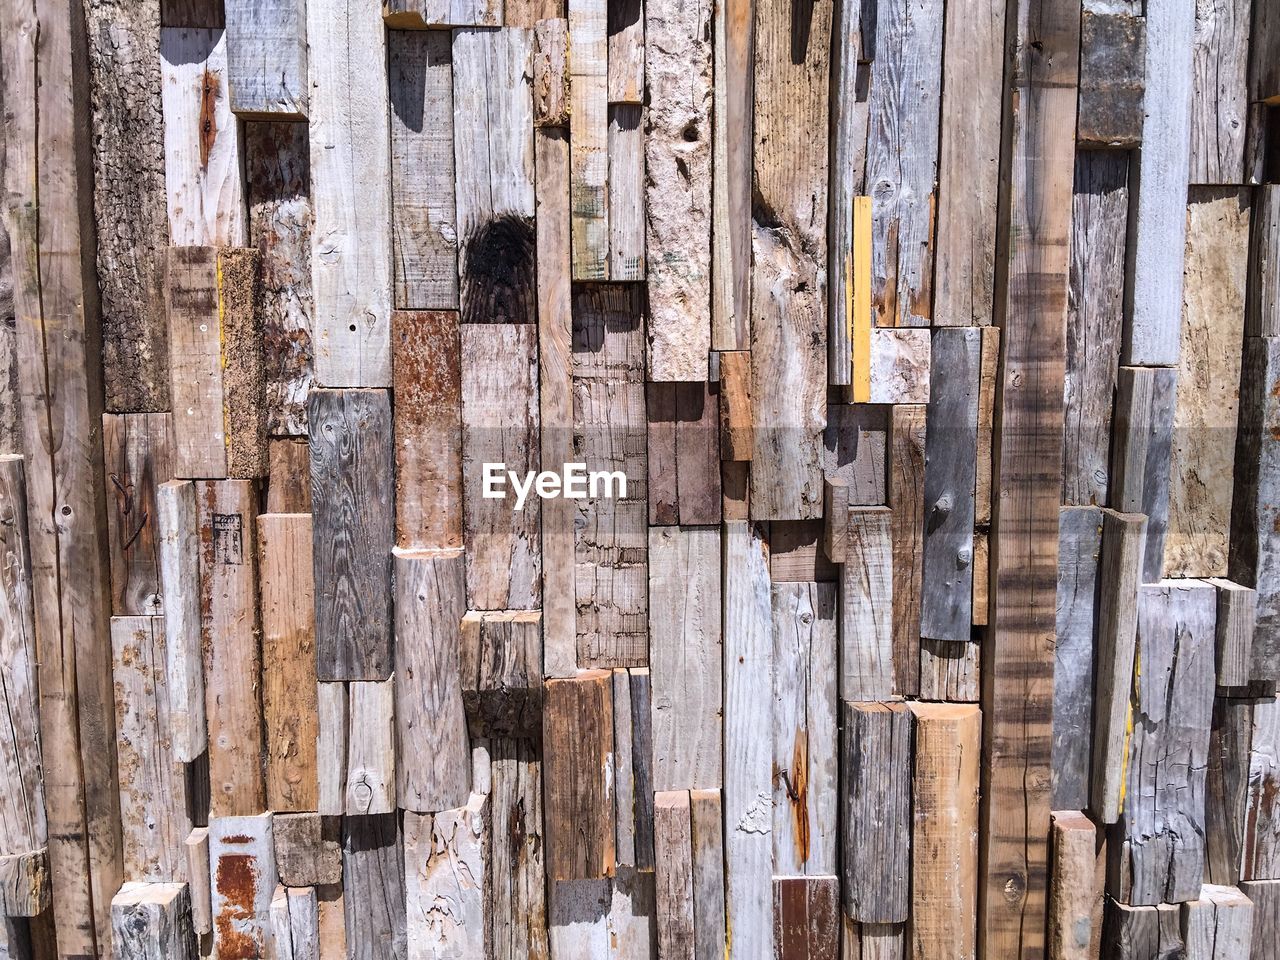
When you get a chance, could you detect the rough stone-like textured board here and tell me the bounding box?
[160,26,246,246]
[1111,581,1217,905]
[460,611,543,739]
[1111,366,1178,584]
[723,521,774,959]
[654,791,695,958]
[209,814,278,958]
[690,789,726,960]
[1077,9,1146,147]
[888,404,925,696]
[921,327,980,641]
[383,0,501,27]
[1048,812,1104,960]
[1124,0,1195,366]
[569,0,609,278]
[259,513,319,812]
[342,813,407,960]
[1089,510,1147,827]
[490,740,549,960]
[645,0,711,380]
[307,389,395,680]
[711,0,752,350]
[868,328,931,405]
[534,19,569,126]
[840,507,895,701]
[1181,884,1255,960]
[1231,337,1280,683]
[609,104,645,282]
[934,0,1002,328]
[1102,901,1185,960]
[647,382,721,526]
[1189,0,1252,184]
[1240,879,1280,960]
[772,875,839,959]
[102,413,172,617]
[245,121,315,437]
[224,0,308,118]
[196,480,266,817]
[1244,695,1280,879]
[649,526,722,792]
[1063,151,1128,508]
[392,311,463,550]
[461,324,541,611]
[110,616,191,883]
[1205,698,1252,886]
[1250,187,1280,339]
[864,0,942,328]
[394,549,471,813]
[216,248,269,479]
[110,882,197,960]
[841,702,912,924]
[273,814,341,887]
[1166,187,1248,579]
[389,30,458,312]
[544,671,615,880]
[573,286,647,666]
[1053,507,1103,811]
[822,404,888,507]
[155,480,206,763]
[771,582,838,876]
[749,0,830,521]
[308,0,393,387]
[84,0,171,412]
[910,704,980,960]
[404,800,488,959]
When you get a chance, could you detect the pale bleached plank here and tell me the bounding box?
[404,800,489,959]
[710,0,752,350]
[1181,883,1254,960]
[654,791,695,957]
[316,681,348,817]
[841,507,895,701]
[288,886,320,960]
[607,0,643,102]
[307,0,393,386]
[383,0,501,27]
[568,0,609,278]
[608,105,645,282]
[224,0,308,118]
[868,328,931,405]
[1189,0,1251,184]
[1244,695,1280,879]
[209,814,277,955]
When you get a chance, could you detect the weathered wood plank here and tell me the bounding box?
[867,328,931,405]
[718,350,753,462]
[1240,879,1280,960]
[887,404,925,695]
[165,247,228,478]
[821,404,888,508]
[1208,580,1258,687]
[840,507,895,701]
[1248,187,1280,338]
[771,582,838,877]
[1048,811,1103,960]
[544,671,615,880]
[0,849,49,918]
[919,639,981,704]
[749,0,830,520]
[1244,695,1280,879]
[155,479,207,763]
[613,671,637,867]
[647,383,721,526]
[383,0,501,27]
[1102,901,1184,960]
[404,800,488,959]
[649,526,722,792]
[344,679,396,816]
[608,104,645,282]
[392,311,463,550]
[273,814,341,888]
[259,513,319,812]
[690,789,726,960]
[110,882,197,960]
[491,739,548,960]
[772,875,839,959]
[197,480,266,816]
[974,326,999,528]
[224,0,308,118]
[629,670,656,872]
[342,813,407,959]
[654,791,695,958]
[1111,366,1178,583]
[533,19,570,126]
[769,521,837,584]
[1189,0,1251,184]
[307,0,393,387]
[316,681,348,817]
[568,0,609,277]
[307,388,395,680]
[826,1,865,386]
[1077,8,1145,148]
[1205,698,1252,886]
[710,0,752,350]
[460,610,543,739]
[209,813,277,956]
[1182,883,1254,960]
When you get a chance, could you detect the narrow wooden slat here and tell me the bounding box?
[342,814,407,957]
[404,800,488,957]
[608,104,645,281]
[1102,901,1184,960]
[534,19,570,126]
[272,884,295,960]
[110,882,197,960]
[887,404,925,696]
[273,814,341,888]
[1111,366,1178,583]
[155,480,206,763]
[613,671,637,866]
[289,886,321,960]
[307,388,395,680]
[974,327,999,528]
[772,875,839,959]
[710,0,751,349]
[828,0,867,386]
[1248,187,1280,338]
[648,383,721,526]
[165,247,228,478]
[823,480,849,564]
[1244,695,1280,879]
[654,791,695,958]
[307,0,393,387]
[718,350,753,462]
[1076,8,1145,148]
[224,0,307,118]
[690,789,726,960]
[1208,579,1257,687]
[316,682,348,817]
[1048,811,1103,960]
[630,669,657,870]
[1205,698,1252,886]
[1240,879,1280,960]
[210,814,277,955]
[568,0,609,277]
[840,507,895,701]
[607,0,643,102]
[186,827,212,936]
[544,670,615,880]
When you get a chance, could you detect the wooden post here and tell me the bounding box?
[110,882,197,960]
[209,814,278,955]
[1209,580,1258,687]
[544,671,615,880]
[342,814,407,956]
[1048,811,1103,960]
[224,0,308,118]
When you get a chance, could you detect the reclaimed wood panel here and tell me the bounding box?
[840,507,895,701]
[569,0,609,278]
[460,610,544,739]
[342,813,407,959]
[102,414,171,617]
[224,0,308,118]
[1111,365,1178,583]
[1189,0,1251,184]
[209,813,278,956]
[544,671,615,880]
[155,479,206,763]
[888,404,925,695]
[648,383,721,526]
[772,875,839,959]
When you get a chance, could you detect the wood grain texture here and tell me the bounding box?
[383,0,501,27]
[110,882,197,960]
[749,0,830,520]
[690,789,726,960]
[1240,879,1280,960]
[648,526,722,792]
[771,582,838,876]
[224,0,308,118]
[569,0,609,278]
[772,875,839,959]
[461,324,541,611]
[1111,366,1178,583]
[389,31,458,311]
[392,311,462,550]
[491,739,548,960]
[1205,698,1252,886]
[165,246,228,478]
[1063,151,1128,508]
[1248,186,1280,338]
[718,350,753,462]
[608,104,645,282]
[544,671,615,880]
[842,702,912,924]
[888,404,925,695]
[534,19,569,126]
[404,799,489,959]
[608,0,643,102]
[209,813,278,957]
[316,680,348,817]
[1244,695,1280,879]
[1048,812,1103,960]
[654,791,695,959]
[245,120,315,437]
[155,479,206,763]
[867,328,931,404]
[1189,0,1252,184]
[710,0,752,349]
[307,388,395,680]
[1101,901,1184,960]
[648,383,721,526]
[102,414,171,617]
[342,813,407,960]
[1181,883,1254,960]
[258,513,319,812]
[864,0,943,328]
[460,610,544,739]
[160,26,246,245]
[822,404,888,508]
[840,507,895,700]
[307,0,393,387]
[919,638,981,704]
[273,813,341,887]
[629,670,657,872]
[345,678,396,816]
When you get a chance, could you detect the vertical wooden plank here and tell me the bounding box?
[909,703,980,960]
[216,247,270,478]
[573,286,647,666]
[1205,698,1252,886]
[920,328,980,641]
[1181,884,1255,960]
[629,669,657,871]
[1076,7,1145,148]
[491,739,548,960]
[690,789,726,960]
[404,800,488,959]
[383,0,502,27]
[344,679,396,816]
[771,581,838,876]
[102,414,171,617]
[537,124,576,678]
[259,513,319,812]
[1102,901,1185,960]
[772,876,839,959]
[1248,187,1280,339]
[1053,507,1103,811]
[389,30,458,311]
[533,19,570,125]
[647,383,721,526]
[307,0,393,387]
[607,0,643,101]
[392,311,463,550]
[1208,577,1257,682]
[394,548,471,813]
[1244,696,1280,879]
[710,0,752,350]
[821,404,887,508]
[289,886,321,960]
[568,0,609,277]
[654,791,695,959]
[648,526,722,791]
[608,104,645,282]
[613,671,637,867]
[644,0,711,379]
[1048,811,1103,960]
[209,813,277,957]
[1123,0,1195,366]
[160,27,247,245]
[460,324,542,610]
[840,507,895,701]
[1240,879,1280,960]
[316,682,348,817]
[224,0,308,118]
[156,480,206,764]
[981,0,1078,953]
[307,388,395,680]
[1111,366,1178,583]
[888,404,925,696]
[459,611,544,739]
[342,814,407,959]
[748,0,830,521]
[723,521,773,959]
[1167,187,1249,578]
[245,121,315,437]
[1063,151,1128,508]
[1188,0,1251,184]
[544,671,615,880]
[110,882,197,960]
[165,247,228,478]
